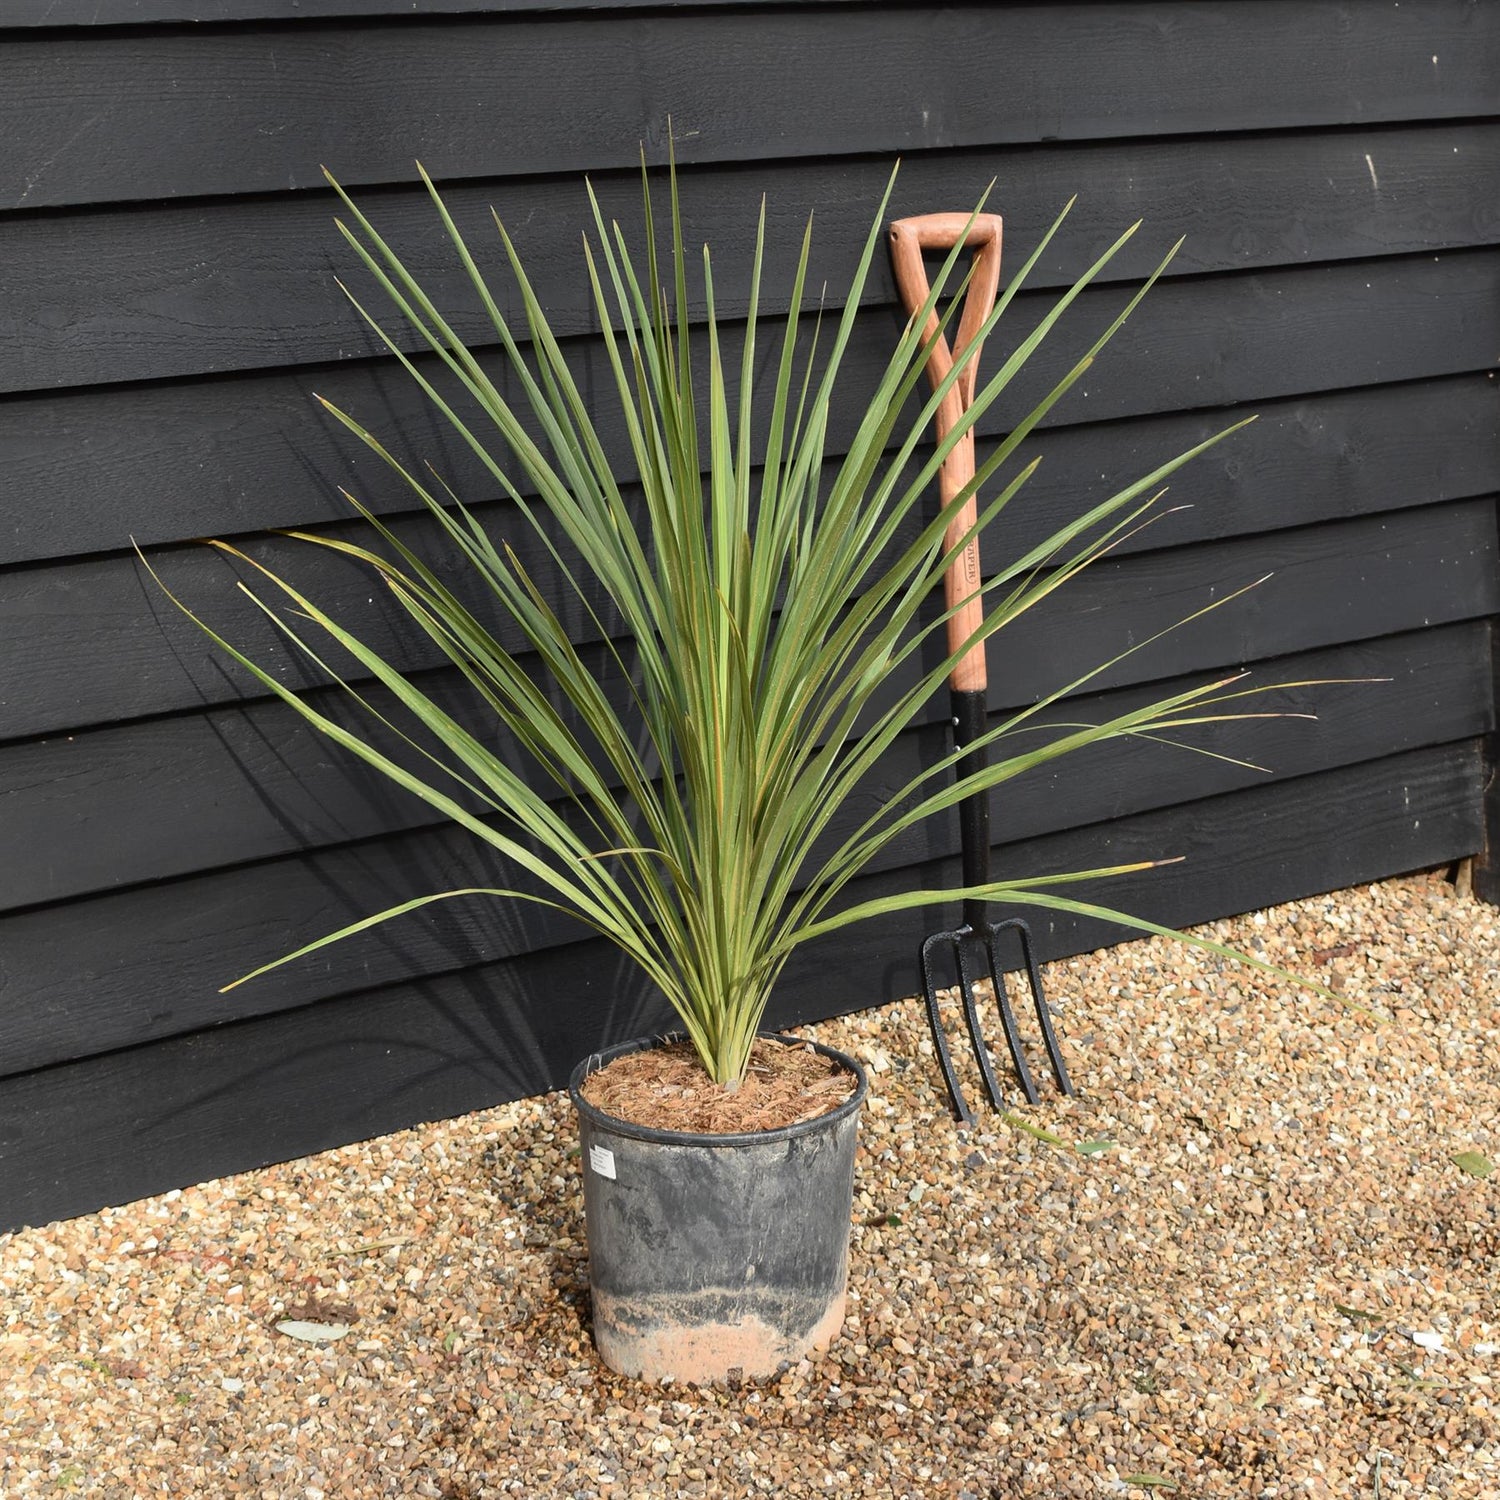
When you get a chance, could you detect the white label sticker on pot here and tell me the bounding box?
[589,1144,617,1180]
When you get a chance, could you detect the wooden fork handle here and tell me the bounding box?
[888,213,1003,693]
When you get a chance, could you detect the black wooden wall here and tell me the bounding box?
[3,0,1497,1230]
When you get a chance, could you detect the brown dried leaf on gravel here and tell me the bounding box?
[276,1297,361,1325]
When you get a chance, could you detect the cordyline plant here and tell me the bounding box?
[152,158,1328,1091]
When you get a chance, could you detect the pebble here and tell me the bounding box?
[1,871,1497,1496]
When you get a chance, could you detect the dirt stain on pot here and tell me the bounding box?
[591,1287,847,1384]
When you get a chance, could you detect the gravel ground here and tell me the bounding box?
[3,868,1497,1499]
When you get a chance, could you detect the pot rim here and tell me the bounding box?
[568,1031,869,1148]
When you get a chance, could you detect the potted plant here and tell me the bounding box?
[149,155,1311,1382]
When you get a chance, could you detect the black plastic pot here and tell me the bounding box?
[568,1033,868,1383]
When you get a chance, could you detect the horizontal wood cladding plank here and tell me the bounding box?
[1,566,1491,1076]
[5,2,1498,212]
[9,121,1500,394]
[2,619,1486,912]
[5,441,1494,745]
[6,247,1498,567]
[7,0,806,24]
[6,369,1495,583]
[1000,375,1500,558]
[993,497,1500,707]
[0,738,1481,1231]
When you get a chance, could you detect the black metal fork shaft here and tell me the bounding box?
[953,689,992,933]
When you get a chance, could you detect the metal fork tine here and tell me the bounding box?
[954,936,1002,1116]
[1002,917,1075,1096]
[920,932,975,1126]
[978,925,1042,1106]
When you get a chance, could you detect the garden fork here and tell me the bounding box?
[889,211,1074,1125]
